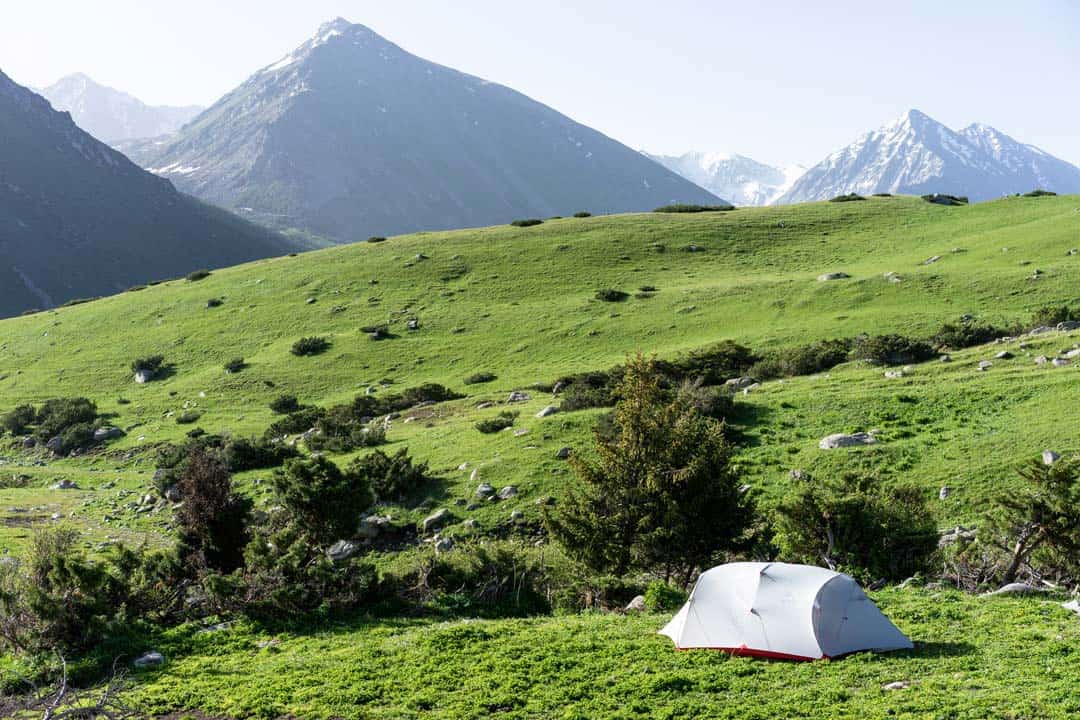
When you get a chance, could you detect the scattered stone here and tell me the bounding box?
[509,510,524,522]
[884,369,904,379]
[406,318,420,331]
[818,432,877,450]
[938,486,951,500]
[555,447,571,460]
[133,651,165,669]
[458,462,469,471]
[470,468,480,482]
[1052,357,1070,367]
[923,255,942,265]
[994,351,1014,360]
[1035,356,1049,365]
[422,508,452,533]
[476,401,495,409]
[513,429,529,437]
[1064,349,1080,359]
[1043,450,1061,466]
[817,272,850,281]
[93,426,123,442]
[21,436,36,448]
[882,681,910,691]
[725,376,757,390]
[326,540,358,562]
[507,391,531,403]
[977,360,993,371]
[536,405,559,418]
[497,486,518,500]
[626,595,647,612]
[463,518,479,530]
[357,515,391,539]
[475,483,495,498]
[1063,600,1080,616]
[789,469,807,481]
[982,583,1046,597]
[134,369,153,384]
[305,297,317,305]
[45,436,63,454]
[434,536,454,553]
[939,354,952,363]
[1058,321,1080,332]
[883,271,902,283]
[51,479,79,490]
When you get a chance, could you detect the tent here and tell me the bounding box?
[659,562,912,660]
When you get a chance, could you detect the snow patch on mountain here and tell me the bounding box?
[646,151,805,206]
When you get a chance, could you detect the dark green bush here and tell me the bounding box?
[306,418,387,453]
[464,372,497,385]
[922,193,969,206]
[175,446,252,573]
[510,219,543,227]
[851,334,936,365]
[206,297,224,308]
[269,395,302,414]
[131,355,165,375]
[264,407,326,439]
[350,448,431,501]
[774,474,938,582]
[1030,305,1078,328]
[222,437,299,472]
[475,411,518,434]
[871,193,893,197]
[573,211,592,218]
[291,336,331,356]
[223,357,246,373]
[408,541,551,615]
[186,269,212,282]
[34,398,98,440]
[272,456,374,544]
[367,236,387,243]
[751,339,852,379]
[643,580,688,611]
[1,404,35,436]
[595,289,629,302]
[652,203,734,213]
[1023,189,1057,197]
[828,193,866,203]
[668,340,756,386]
[931,322,1009,350]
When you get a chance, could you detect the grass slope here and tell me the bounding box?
[2,194,1080,717]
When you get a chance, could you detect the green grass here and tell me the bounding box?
[3,194,1080,716]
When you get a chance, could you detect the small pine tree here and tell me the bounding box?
[544,354,754,585]
[175,447,252,573]
[273,456,373,544]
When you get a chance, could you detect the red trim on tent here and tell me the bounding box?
[675,645,825,662]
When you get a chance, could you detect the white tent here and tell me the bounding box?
[659,562,912,660]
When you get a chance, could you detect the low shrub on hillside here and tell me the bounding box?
[1023,189,1057,197]
[306,416,387,453]
[14,397,104,454]
[186,269,212,282]
[269,394,302,414]
[1030,304,1078,328]
[510,218,543,227]
[350,447,431,501]
[175,446,252,573]
[652,203,735,213]
[851,334,936,365]
[206,297,224,308]
[922,193,969,206]
[273,456,374,544]
[1,404,36,436]
[291,336,331,356]
[774,473,938,582]
[595,289,629,302]
[464,372,497,385]
[223,357,246,373]
[573,211,592,218]
[674,379,732,420]
[367,236,387,243]
[264,406,326,439]
[475,411,518,434]
[131,355,166,375]
[222,436,299,472]
[871,193,893,197]
[828,193,866,202]
[668,340,757,386]
[556,369,623,411]
[643,580,688,612]
[751,339,852,379]
[931,321,1010,350]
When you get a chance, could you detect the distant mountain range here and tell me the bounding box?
[778,109,1080,204]
[120,18,722,243]
[38,73,202,143]
[645,151,804,206]
[0,70,294,318]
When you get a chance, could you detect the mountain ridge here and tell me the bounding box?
[646,150,804,206]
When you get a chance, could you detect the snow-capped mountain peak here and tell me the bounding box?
[777,109,1080,203]
[646,151,804,206]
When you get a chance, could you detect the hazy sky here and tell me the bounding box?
[2,1,1078,166]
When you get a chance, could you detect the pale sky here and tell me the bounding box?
[2,1,1078,167]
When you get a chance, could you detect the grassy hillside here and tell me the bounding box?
[2,194,1080,718]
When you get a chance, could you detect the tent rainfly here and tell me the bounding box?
[659,562,913,660]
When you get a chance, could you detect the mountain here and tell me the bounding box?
[646,151,804,206]
[123,18,722,243]
[778,109,1080,204]
[0,70,295,318]
[38,73,202,142]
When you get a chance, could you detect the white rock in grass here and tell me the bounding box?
[1043,450,1061,466]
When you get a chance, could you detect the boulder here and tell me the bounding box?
[51,479,79,490]
[1057,321,1080,332]
[133,651,165,669]
[883,271,902,283]
[938,486,950,500]
[93,426,123,442]
[507,391,531,403]
[977,360,993,371]
[818,432,877,450]
[884,370,904,379]
[1043,450,1061,466]
[357,515,390,539]
[475,483,495,498]
[994,351,1014,360]
[21,436,36,448]
[326,540,358,562]
[536,405,559,418]
[1052,357,1071,367]
[134,369,153,384]
[882,681,910,691]
[626,595,647,612]
[513,429,530,437]
[1035,355,1049,365]
[817,272,850,281]
[458,462,469,471]
[434,537,454,554]
[509,510,525,522]
[938,526,976,547]
[1063,600,1080,616]
[555,447,571,460]
[724,376,757,390]
[164,485,181,503]
[45,436,63,454]
[463,518,479,530]
[923,255,942,265]
[982,583,1045,597]
[470,468,480,482]
[1063,348,1080,359]
[497,485,518,500]
[422,508,452,533]
[406,318,420,331]
[939,354,952,363]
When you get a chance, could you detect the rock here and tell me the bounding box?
[1064,348,1080,359]
[463,518,479,530]
[994,351,1014,360]
[923,255,942,265]
[513,429,530,437]
[982,583,1045,597]
[476,401,495,409]
[357,515,390,539]
[475,483,495,498]
[509,510,525,522]
[818,432,877,450]
[21,436,36,448]
[305,297,317,304]
[817,272,850,281]
[1063,600,1080,616]
[134,369,153,384]
[884,370,904,379]
[883,271,902,283]
[724,376,757,390]
[1057,321,1080,332]
[977,360,993,371]
[458,462,469,471]
[507,391,531,403]
[882,681,910,691]
[1043,450,1061,466]
[938,486,950,500]
[164,485,181,503]
[789,469,807,481]
[51,479,79,490]
[93,426,123,442]
[939,354,952,363]
[434,537,454,553]
[422,508,452,533]
[133,651,165,669]
[327,540,358,562]
[497,485,518,500]
[555,447,571,460]
[470,468,480,482]
[406,318,420,331]
[1052,357,1071,367]
[1035,355,1049,365]
[626,595,647,612]
[938,525,976,547]
[45,436,63,454]
[536,405,559,418]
